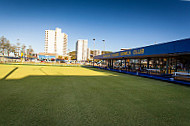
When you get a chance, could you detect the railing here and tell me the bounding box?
[173,72,190,81]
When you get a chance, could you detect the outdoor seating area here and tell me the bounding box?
[94,38,190,85]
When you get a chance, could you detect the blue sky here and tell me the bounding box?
[0,0,190,53]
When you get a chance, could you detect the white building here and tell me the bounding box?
[76,40,88,61]
[87,48,91,60]
[94,49,102,56]
[44,28,68,56]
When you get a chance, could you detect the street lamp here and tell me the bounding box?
[93,39,95,57]
[102,40,105,54]
[0,45,5,63]
[93,39,96,66]
[16,39,20,57]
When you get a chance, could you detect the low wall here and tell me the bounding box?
[93,66,190,86]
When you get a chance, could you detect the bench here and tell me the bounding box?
[146,69,161,73]
[173,72,190,79]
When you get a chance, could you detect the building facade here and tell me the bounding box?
[93,49,102,56]
[38,52,57,61]
[87,48,91,60]
[68,51,76,60]
[44,28,68,56]
[94,38,190,85]
[76,39,88,61]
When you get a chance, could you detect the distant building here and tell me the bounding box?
[68,51,76,60]
[38,52,57,61]
[76,40,88,61]
[120,48,131,51]
[102,51,112,55]
[93,49,102,56]
[44,28,68,56]
[87,48,91,60]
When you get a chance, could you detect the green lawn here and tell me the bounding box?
[0,64,190,126]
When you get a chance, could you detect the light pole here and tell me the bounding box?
[16,39,20,57]
[93,39,95,57]
[67,49,71,55]
[93,39,95,66]
[102,40,105,54]
[0,45,4,63]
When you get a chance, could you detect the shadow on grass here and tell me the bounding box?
[1,64,189,88]
[82,66,120,74]
[1,67,18,80]
[39,67,48,75]
[0,75,190,126]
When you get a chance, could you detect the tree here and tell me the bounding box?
[0,37,2,54]
[28,45,34,53]
[26,45,34,58]
[26,49,29,56]
[0,37,34,58]
[64,56,69,60]
[0,36,7,56]
[21,44,26,53]
[11,45,17,57]
[21,44,26,57]
[58,56,63,59]
[16,42,20,57]
[5,40,11,56]
[71,55,76,60]
[69,51,76,60]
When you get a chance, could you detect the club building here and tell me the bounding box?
[94,38,190,85]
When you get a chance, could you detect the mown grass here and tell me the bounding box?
[0,64,190,126]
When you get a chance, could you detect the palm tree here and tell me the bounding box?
[27,45,34,58]
[26,49,30,57]
[11,45,17,57]
[0,37,2,55]
[16,42,20,57]
[21,44,26,57]
[28,45,34,53]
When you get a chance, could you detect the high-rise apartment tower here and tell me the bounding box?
[44,28,68,56]
[76,39,88,61]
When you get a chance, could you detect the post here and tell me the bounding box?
[110,60,111,68]
[108,60,110,68]
[93,58,94,67]
[147,58,150,69]
[159,58,162,74]
[107,60,108,68]
[175,58,177,72]
[110,60,112,68]
[170,58,172,74]
[120,59,122,68]
[166,57,169,74]
[147,58,150,74]
[125,59,126,69]
[187,60,190,73]
[139,59,141,71]
[111,59,113,69]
